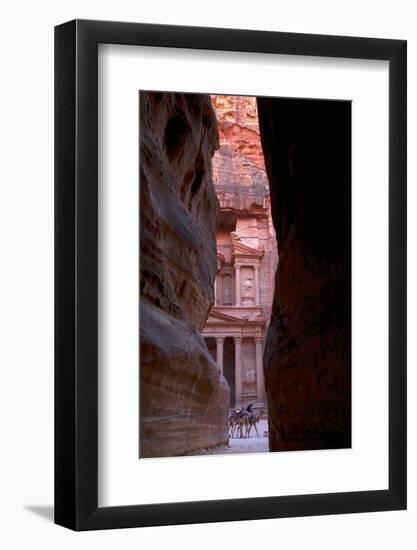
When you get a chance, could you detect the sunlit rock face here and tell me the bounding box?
[212,95,266,167]
[200,97,278,411]
[211,95,269,212]
[257,97,352,451]
[210,96,278,323]
[140,92,229,458]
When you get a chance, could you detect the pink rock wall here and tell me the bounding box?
[140,92,229,458]
[210,95,278,321]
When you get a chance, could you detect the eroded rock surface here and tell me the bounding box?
[211,95,269,212]
[209,96,278,324]
[257,98,352,451]
[140,92,229,458]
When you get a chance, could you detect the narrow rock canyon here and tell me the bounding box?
[140,91,351,458]
[202,96,278,412]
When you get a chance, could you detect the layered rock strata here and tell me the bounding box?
[257,97,352,451]
[211,95,269,212]
[140,92,229,458]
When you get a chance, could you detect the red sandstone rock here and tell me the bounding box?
[201,96,278,411]
[140,92,229,458]
[257,97,352,451]
[211,95,266,169]
[210,96,278,324]
[211,96,269,212]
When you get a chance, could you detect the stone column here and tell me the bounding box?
[214,276,218,305]
[254,265,260,306]
[234,336,242,406]
[216,337,224,373]
[255,336,266,403]
[234,265,241,306]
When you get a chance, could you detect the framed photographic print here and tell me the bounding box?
[55,19,407,530]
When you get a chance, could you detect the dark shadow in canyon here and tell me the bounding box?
[257,97,352,451]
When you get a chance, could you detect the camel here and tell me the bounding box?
[245,413,260,438]
[228,409,242,438]
[235,412,250,439]
[229,404,260,439]
[228,413,238,438]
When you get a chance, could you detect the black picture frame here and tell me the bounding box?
[55,19,407,531]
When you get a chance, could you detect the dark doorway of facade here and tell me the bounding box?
[223,337,236,407]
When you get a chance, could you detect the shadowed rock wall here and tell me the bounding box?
[140,92,229,458]
[257,98,352,451]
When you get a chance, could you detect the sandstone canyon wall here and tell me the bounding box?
[140,92,229,458]
[257,97,352,451]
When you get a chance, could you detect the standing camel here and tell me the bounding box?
[229,405,260,439]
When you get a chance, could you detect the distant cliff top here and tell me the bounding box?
[210,95,269,211]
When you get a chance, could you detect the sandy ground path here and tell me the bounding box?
[187,419,269,455]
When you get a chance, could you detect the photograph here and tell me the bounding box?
[139,91,352,458]
[0,0,411,543]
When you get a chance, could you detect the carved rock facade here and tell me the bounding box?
[140,92,229,458]
[202,96,278,411]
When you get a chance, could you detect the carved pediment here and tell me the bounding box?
[205,308,266,327]
[206,310,243,324]
[232,240,264,260]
